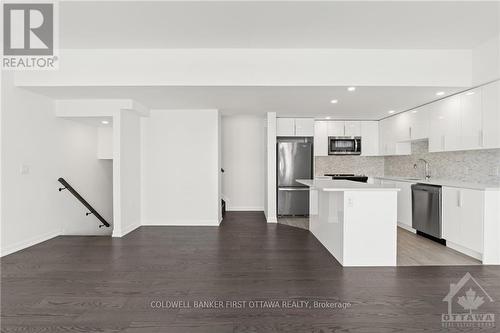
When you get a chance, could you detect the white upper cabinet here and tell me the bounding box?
[482,81,500,149]
[360,121,379,156]
[429,95,461,152]
[408,105,430,140]
[394,112,411,142]
[378,117,396,155]
[327,121,345,136]
[294,118,315,136]
[277,118,295,136]
[314,121,328,156]
[344,121,361,137]
[277,118,314,137]
[459,88,483,150]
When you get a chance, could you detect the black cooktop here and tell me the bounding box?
[324,174,368,183]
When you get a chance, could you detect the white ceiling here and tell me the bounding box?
[60,1,499,49]
[27,86,463,119]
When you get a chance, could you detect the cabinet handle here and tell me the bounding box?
[479,130,484,147]
[457,190,463,208]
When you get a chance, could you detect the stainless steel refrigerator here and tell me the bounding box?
[277,140,313,216]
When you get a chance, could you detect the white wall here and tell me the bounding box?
[112,109,141,237]
[1,73,114,256]
[97,126,113,159]
[141,109,221,226]
[221,115,265,211]
[264,112,277,223]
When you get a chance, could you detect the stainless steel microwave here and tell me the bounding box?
[328,136,362,155]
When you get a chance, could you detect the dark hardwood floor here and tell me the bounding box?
[2,211,500,332]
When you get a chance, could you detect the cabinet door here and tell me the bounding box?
[327,121,345,136]
[460,88,483,150]
[442,187,462,244]
[395,181,413,228]
[277,118,295,136]
[383,117,397,155]
[429,96,461,152]
[378,118,394,156]
[409,105,430,140]
[394,113,411,142]
[482,81,500,149]
[460,189,484,254]
[314,121,328,156]
[344,121,361,137]
[295,118,314,136]
[360,121,379,156]
[443,187,484,254]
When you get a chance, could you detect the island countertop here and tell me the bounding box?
[297,179,401,192]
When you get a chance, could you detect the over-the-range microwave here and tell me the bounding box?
[328,136,362,155]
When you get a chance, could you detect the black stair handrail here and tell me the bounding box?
[57,178,110,228]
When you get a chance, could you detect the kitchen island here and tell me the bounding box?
[297,179,400,267]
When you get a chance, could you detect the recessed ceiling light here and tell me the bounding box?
[436,91,445,96]
[465,91,475,96]
[330,99,338,104]
[439,116,445,120]
[347,87,356,92]
[411,110,418,114]
[388,110,395,114]
[101,120,110,125]
[325,116,331,119]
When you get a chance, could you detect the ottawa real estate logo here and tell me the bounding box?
[2,1,58,70]
[442,272,495,328]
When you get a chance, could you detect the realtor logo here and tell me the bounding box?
[2,1,58,69]
[442,272,495,328]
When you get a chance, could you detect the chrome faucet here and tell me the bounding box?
[414,159,431,180]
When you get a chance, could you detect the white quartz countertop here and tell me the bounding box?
[297,179,401,192]
[372,176,500,191]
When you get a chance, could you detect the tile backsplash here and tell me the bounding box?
[314,155,385,177]
[314,141,500,185]
[384,141,500,185]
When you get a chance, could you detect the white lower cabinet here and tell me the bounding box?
[395,181,413,229]
[442,187,484,256]
[381,180,413,229]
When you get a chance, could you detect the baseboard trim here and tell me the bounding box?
[267,217,278,223]
[397,223,416,233]
[447,241,483,261]
[1,228,61,257]
[227,206,264,212]
[113,222,140,238]
[141,219,221,226]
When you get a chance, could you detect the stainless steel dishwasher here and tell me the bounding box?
[411,183,444,242]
